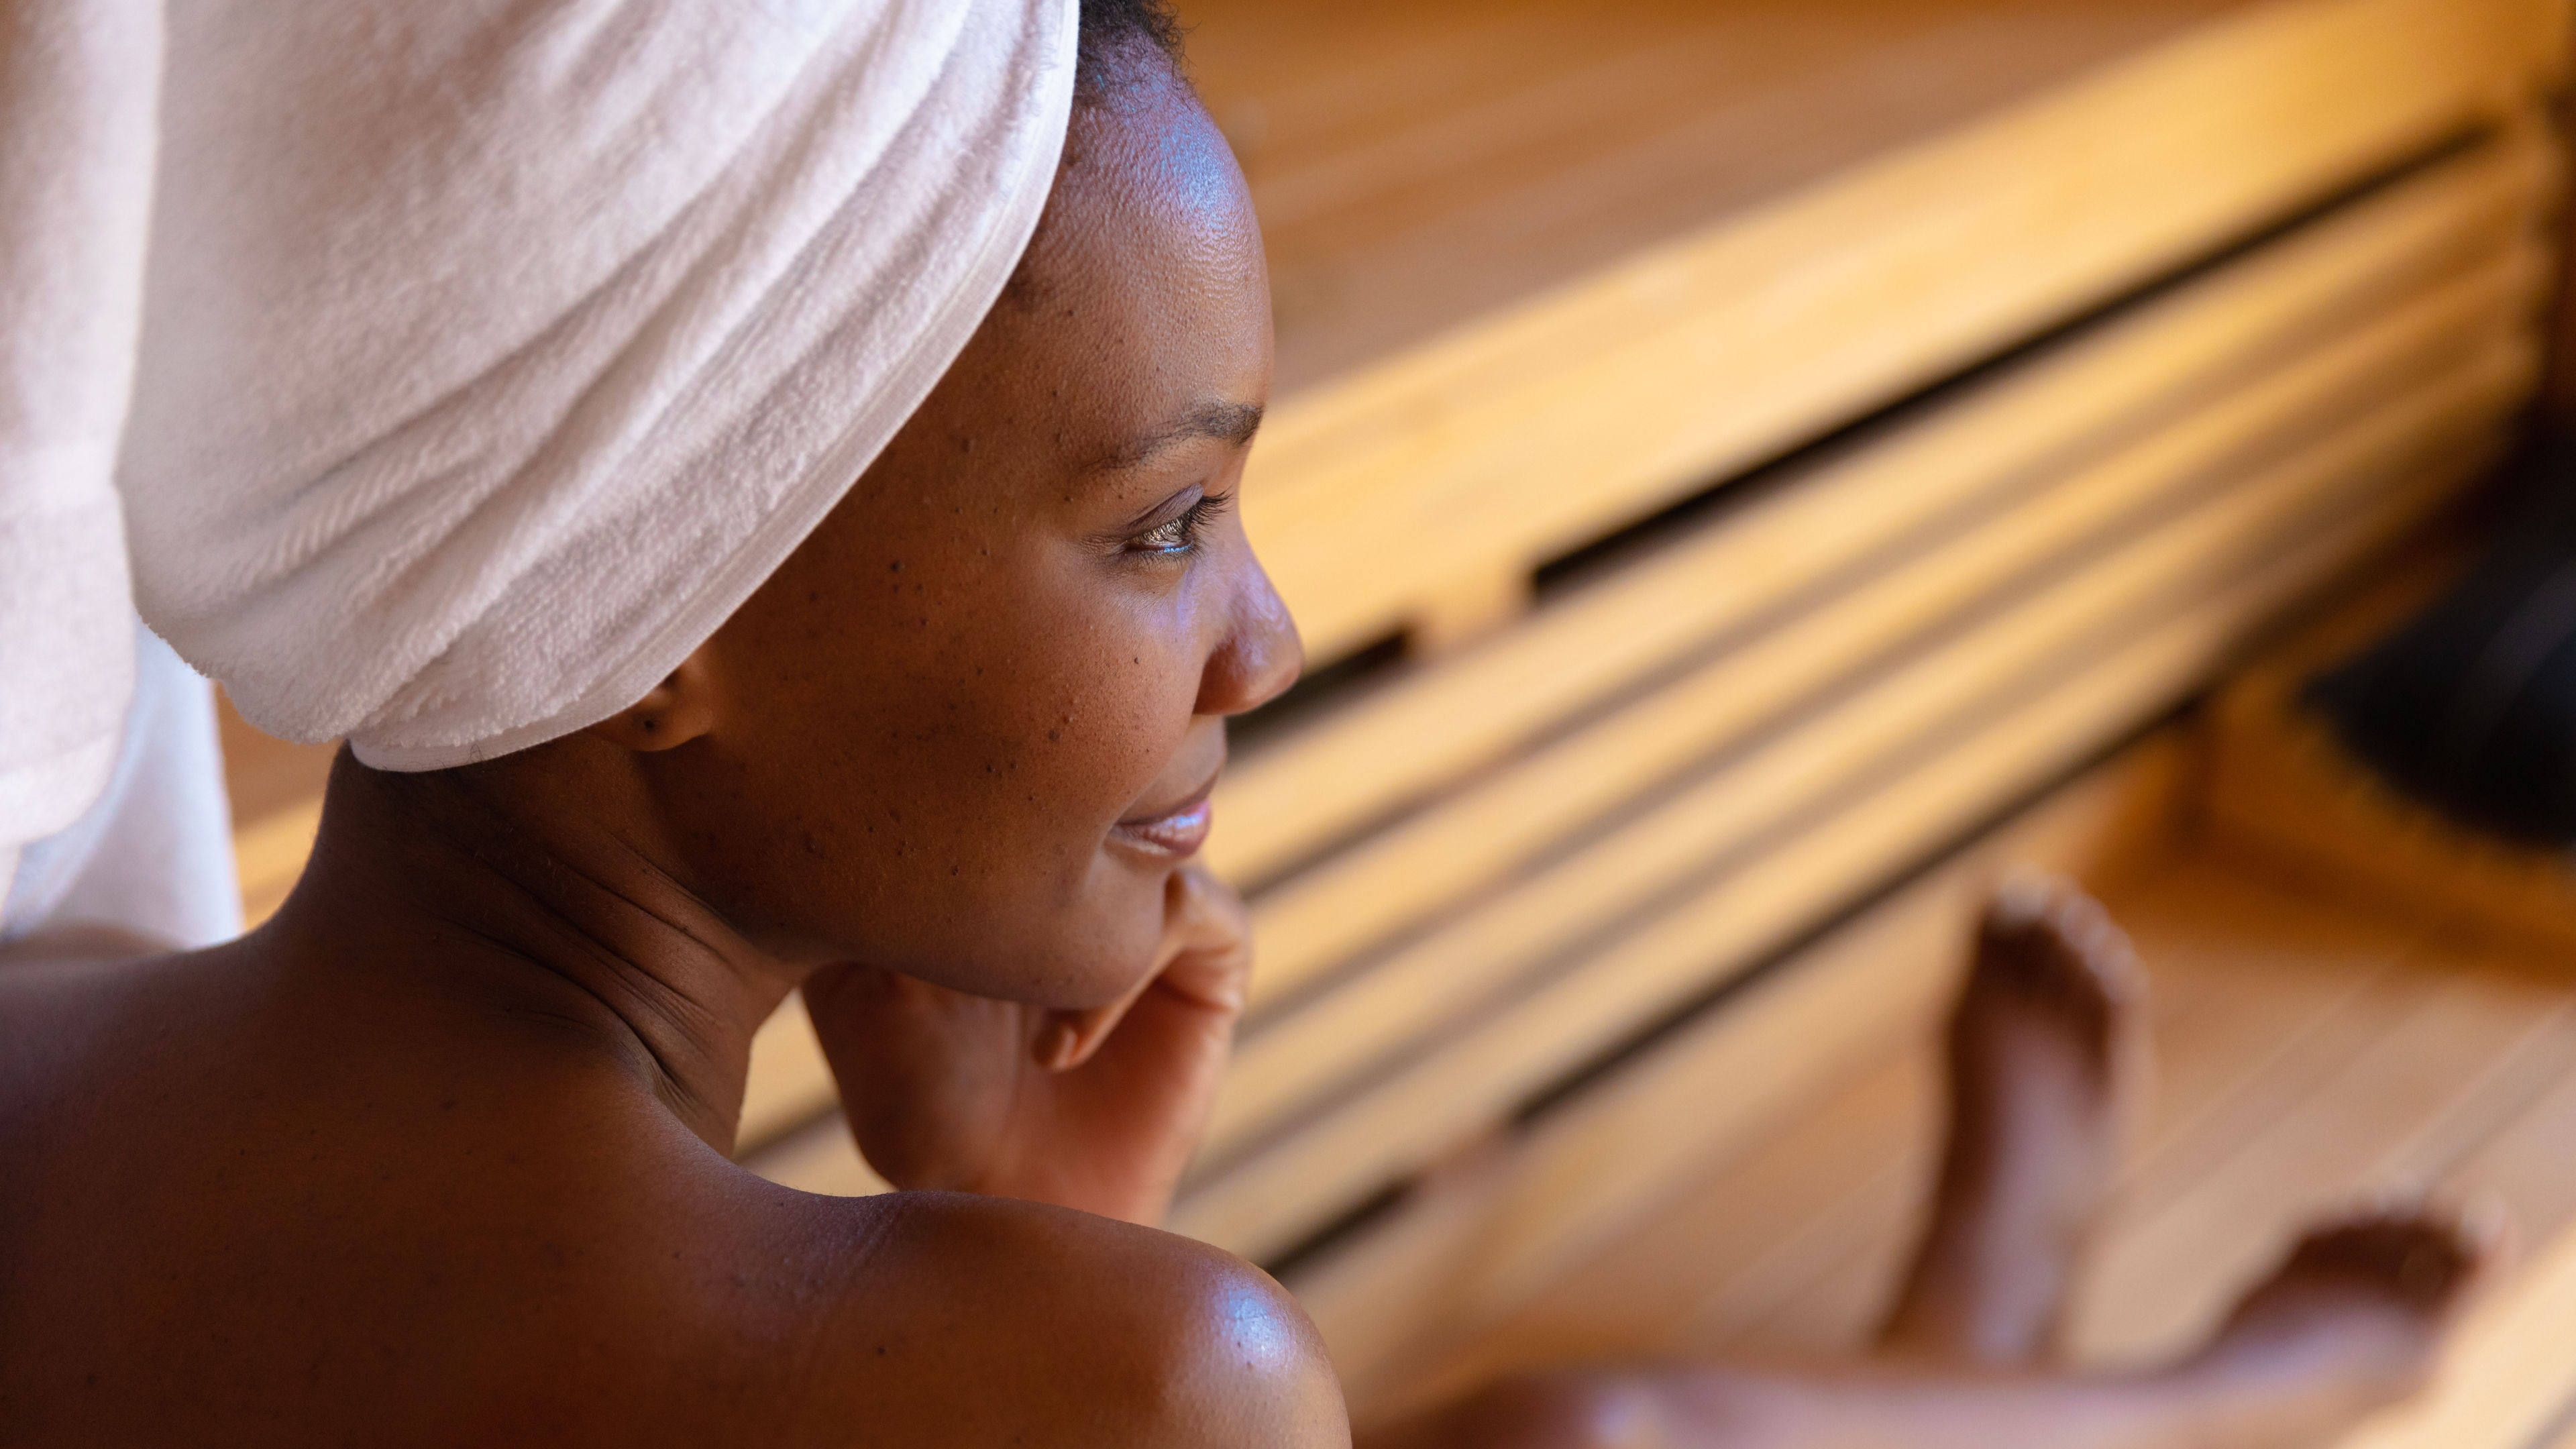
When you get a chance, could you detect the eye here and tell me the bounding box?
[1124,491,1234,558]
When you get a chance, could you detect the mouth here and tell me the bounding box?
[1108,768,1221,860]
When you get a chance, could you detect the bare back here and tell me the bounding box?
[0,945,1337,1448]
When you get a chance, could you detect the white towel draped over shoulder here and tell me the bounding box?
[0,1,160,875]
[120,0,1078,770]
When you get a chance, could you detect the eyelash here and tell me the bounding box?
[1126,492,1234,557]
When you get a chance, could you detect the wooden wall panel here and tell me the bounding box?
[1174,398,2523,1258]
[1206,133,2556,890]
[1240,0,2568,662]
[1210,286,2539,1136]
[1228,239,2546,1020]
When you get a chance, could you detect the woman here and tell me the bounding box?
[0,3,2482,1443]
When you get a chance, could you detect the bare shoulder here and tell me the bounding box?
[769,1188,1350,1449]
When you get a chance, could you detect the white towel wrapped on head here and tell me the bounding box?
[123,0,1079,771]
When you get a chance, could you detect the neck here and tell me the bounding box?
[264,748,796,1152]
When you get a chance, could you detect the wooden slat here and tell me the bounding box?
[1374,861,2407,1389]
[2076,971,2576,1359]
[1362,857,2576,1449]
[1684,865,2433,1357]
[1240,0,2567,661]
[2345,1222,2576,1449]
[1235,238,2546,1017]
[1209,131,2557,889]
[1191,0,2261,394]
[234,799,321,929]
[1201,340,2534,1167]
[2442,1053,2576,1242]
[1288,739,2191,1413]
[739,1002,839,1151]
[1715,863,2576,1372]
[2362,1069,2576,1449]
[1176,404,2506,1259]
[743,1108,892,1198]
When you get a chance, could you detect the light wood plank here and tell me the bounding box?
[1236,242,2544,1015]
[2442,1054,2576,1246]
[2069,971,2576,1362]
[1240,0,2566,661]
[1210,132,2556,888]
[1189,0,2261,393]
[1699,877,2426,1356]
[1178,428,2492,1259]
[1203,343,2532,1165]
[1375,859,2576,1444]
[2344,1172,2576,1449]
[1290,740,2192,1411]
[233,798,321,930]
[1665,861,2426,1355]
[743,1110,893,1199]
[738,1001,838,1152]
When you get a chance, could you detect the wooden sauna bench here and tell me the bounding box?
[744,0,2565,1204]
[205,0,2576,1438]
[1287,733,2576,1447]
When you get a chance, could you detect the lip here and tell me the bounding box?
[1109,770,1220,860]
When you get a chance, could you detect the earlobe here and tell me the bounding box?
[584,648,720,753]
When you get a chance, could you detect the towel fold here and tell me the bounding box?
[123,0,1078,770]
[0,0,162,884]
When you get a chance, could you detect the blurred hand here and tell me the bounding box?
[801,863,1251,1227]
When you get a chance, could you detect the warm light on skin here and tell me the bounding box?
[631,64,1299,1014]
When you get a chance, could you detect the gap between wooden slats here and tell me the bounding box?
[1357,855,2576,1449]
[1196,329,2537,1176]
[1171,372,2527,1260]
[1242,0,2565,662]
[1228,235,2548,1045]
[1303,849,2427,1405]
[1289,740,2199,1412]
[1210,130,2557,892]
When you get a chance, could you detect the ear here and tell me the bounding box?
[585,647,718,753]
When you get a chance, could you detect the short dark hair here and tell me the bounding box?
[1076,0,1185,103]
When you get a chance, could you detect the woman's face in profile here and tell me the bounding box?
[657,60,1299,1010]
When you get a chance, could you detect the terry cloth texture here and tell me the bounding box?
[0,1,160,885]
[124,0,1078,771]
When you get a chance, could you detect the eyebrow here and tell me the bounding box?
[1089,400,1265,476]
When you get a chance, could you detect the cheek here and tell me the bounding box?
[718,551,1207,994]
[965,568,1204,849]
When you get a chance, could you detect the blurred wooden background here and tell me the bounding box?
[215,1,2576,1441]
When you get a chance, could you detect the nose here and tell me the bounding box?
[1195,553,1303,718]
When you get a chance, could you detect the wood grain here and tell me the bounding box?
[1200,339,2532,1173]
[1208,131,2557,890]
[1233,239,2545,1016]
[1177,405,2506,1259]
[1236,0,2567,661]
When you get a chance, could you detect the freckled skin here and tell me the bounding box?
[647,64,1295,1011]
[0,48,1343,1449]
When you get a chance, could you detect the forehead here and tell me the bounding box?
[995,74,1271,417]
[847,64,1273,527]
[1025,64,1265,287]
